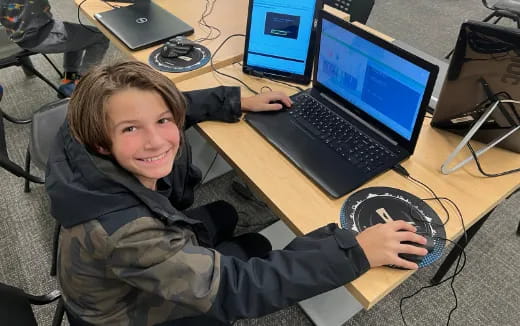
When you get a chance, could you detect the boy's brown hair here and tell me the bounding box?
[67,61,186,152]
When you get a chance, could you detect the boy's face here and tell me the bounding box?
[102,88,180,190]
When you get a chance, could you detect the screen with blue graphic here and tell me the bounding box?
[247,0,317,75]
[316,19,430,140]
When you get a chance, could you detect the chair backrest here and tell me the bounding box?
[29,99,69,169]
[324,0,375,24]
[0,282,61,326]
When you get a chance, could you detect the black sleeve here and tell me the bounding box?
[207,223,370,322]
[182,86,242,130]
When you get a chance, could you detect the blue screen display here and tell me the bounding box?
[247,0,317,75]
[317,19,430,140]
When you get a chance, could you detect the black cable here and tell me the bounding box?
[466,142,520,177]
[210,34,258,95]
[78,0,103,33]
[260,86,273,93]
[399,237,467,326]
[393,164,468,325]
[194,0,222,43]
[265,77,305,92]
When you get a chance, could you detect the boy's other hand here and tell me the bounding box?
[355,220,428,270]
[241,91,292,112]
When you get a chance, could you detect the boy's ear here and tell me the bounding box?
[96,145,111,155]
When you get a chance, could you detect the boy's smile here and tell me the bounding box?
[103,88,180,190]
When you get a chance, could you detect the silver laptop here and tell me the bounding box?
[94,2,194,50]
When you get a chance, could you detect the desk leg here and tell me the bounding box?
[517,220,520,236]
[430,211,491,284]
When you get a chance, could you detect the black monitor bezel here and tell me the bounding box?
[313,10,439,154]
[242,0,324,85]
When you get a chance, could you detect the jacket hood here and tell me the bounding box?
[45,123,192,228]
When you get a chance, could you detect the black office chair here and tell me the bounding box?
[0,282,64,326]
[445,1,520,59]
[324,0,375,24]
[0,91,69,276]
[482,0,520,27]
[0,27,67,98]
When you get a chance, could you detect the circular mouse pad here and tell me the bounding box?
[148,44,211,73]
[340,187,446,268]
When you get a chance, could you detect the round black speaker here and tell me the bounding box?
[148,44,211,73]
[340,187,446,268]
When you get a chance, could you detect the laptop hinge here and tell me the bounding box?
[319,92,398,146]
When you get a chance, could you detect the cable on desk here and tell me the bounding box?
[78,0,103,33]
[194,0,222,43]
[466,142,520,177]
[393,164,468,326]
[265,77,305,92]
[260,86,273,93]
[210,34,259,95]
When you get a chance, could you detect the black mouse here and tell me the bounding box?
[160,36,195,58]
[399,235,435,265]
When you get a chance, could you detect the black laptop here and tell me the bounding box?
[94,2,194,50]
[245,10,438,198]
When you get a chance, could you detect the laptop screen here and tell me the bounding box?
[246,0,318,75]
[316,18,431,140]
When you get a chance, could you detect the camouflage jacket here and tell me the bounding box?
[0,0,52,42]
[46,86,370,325]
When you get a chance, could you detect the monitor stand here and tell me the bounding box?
[441,80,520,174]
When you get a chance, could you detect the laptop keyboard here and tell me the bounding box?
[288,94,397,174]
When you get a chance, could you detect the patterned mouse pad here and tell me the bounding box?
[340,187,446,268]
[149,44,211,73]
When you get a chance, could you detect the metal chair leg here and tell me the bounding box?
[18,62,68,98]
[24,147,31,193]
[444,48,455,60]
[19,56,35,77]
[50,222,61,276]
[517,220,520,236]
[482,11,497,23]
[41,53,63,79]
[51,298,65,326]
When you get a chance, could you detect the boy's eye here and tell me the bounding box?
[122,126,136,133]
[158,118,172,124]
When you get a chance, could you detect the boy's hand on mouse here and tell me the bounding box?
[241,91,292,112]
[355,220,428,270]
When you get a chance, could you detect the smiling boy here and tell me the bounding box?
[46,61,427,325]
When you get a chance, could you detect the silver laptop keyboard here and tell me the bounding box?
[288,94,396,174]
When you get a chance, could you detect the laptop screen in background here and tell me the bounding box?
[316,18,431,140]
[246,0,317,75]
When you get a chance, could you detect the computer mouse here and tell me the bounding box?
[398,235,435,265]
[160,36,195,58]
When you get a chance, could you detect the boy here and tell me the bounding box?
[46,61,427,325]
[0,0,109,96]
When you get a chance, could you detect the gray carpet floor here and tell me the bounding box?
[0,0,519,325]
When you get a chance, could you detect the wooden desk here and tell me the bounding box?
[75,0,248,82]
[175,63,520,309]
